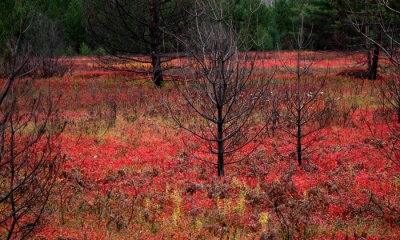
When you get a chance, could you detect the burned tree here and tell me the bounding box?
[279,2,334,166]
[161,0,273,176]
[0,5,65,239]
[364,0,400,169]
[334,0,383,80]
[360,1,400,122]
[346,0,392,80]
[84,0,191,86]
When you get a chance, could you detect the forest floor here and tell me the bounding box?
[31,52,400,239]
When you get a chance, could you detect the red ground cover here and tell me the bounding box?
[24,52,400,239]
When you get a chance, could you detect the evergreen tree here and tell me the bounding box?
[0,0,37,46]
[229,0,274,50]
[305,0,337,49]
[64,0,86,53]
[273,0,294,49]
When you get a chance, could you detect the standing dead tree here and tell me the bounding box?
[161,0,274,176]
[371,1,400,123]
[84,0,191,86]
[361,0,400,170]
[347,0,383,80]
[347,0,400,81]
[0,7,65,239]
[279,2,334,166]
[352,1,400,122]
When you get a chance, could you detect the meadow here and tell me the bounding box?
[20,52,400,239]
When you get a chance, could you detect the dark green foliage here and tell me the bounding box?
[305,0,338,49]
[26,16,65,57]
[228,0,339,50]
[0,0,37,46]
[276,0,338,50]
[228,0,274,50]
[2,0,394,54]
[0,0,89,56]
[64,0,86,53]
[0,0,16,45]
[272,0,294,49]
[40,0,87,54]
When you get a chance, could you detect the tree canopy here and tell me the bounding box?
[1,0,396,54]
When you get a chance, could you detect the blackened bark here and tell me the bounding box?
[297,51,302,166]
[217,105,224,176]
[397,92,400,123]
[152,53,163,87]
[297,118,302,166]
[365,0,371,72]
[217,141,224,176]
[398,104,400,123]
[368,28,381,80]
[149,0,163,86]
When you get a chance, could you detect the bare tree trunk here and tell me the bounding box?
[398,99,400,123]
[217,139,224,176]
[160,0,270,177]
[367,46,371,71]
[0,12,65,238]
[396,90,400,123]
[365,0,371,71]
[150,0,164,86]
[151,53,163,86]
[296,50,302,166]
[7,133,16,240]
[297,114,302,166]
[368,28,381,80]
[279,5,333,167]
[217,104,224,176]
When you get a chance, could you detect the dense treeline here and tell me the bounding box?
[0,0,87,56]
[0,0,398,55]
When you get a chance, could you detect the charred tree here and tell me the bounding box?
[161,0,273,176]
[84,0,191,87]
[0,5,65,239]
[279,1,334,166]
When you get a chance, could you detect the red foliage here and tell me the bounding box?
[18,54,400,239]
